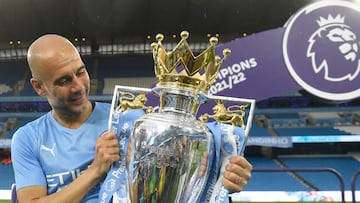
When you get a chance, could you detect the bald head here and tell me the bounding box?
[27,34,81,80]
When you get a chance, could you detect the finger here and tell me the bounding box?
[198,152,208,177]
[101,131,117,140]
[98,133,119,147]
[202,151,208,160]
[222,171,247,192]
[103,151,120,162]
[225,162,252,181]
[223,170,245,184]
[96,142,119,155]
[201,152,208,165]
[97,144,120,163]
[198,165,206,177]
[229,156,253,170]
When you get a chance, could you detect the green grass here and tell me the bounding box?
[0,200,9,203]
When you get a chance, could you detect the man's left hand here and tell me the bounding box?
[222,156,252,193]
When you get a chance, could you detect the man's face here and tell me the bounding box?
[37,54,90,116]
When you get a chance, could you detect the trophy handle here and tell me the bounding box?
[199,100,248,129]
[115,92,154,113]
[108,85,154,130]
[199,94,256,155]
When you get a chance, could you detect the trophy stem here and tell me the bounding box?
[158,88,201,116]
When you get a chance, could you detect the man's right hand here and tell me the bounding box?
[91,131,120,178]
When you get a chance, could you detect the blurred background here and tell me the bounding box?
[0,0,360,202]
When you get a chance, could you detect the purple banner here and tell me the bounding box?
[213,0,360,102]
[213,28,300,101]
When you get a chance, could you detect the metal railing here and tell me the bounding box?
[252,167,346,203]
[351,169,360,203]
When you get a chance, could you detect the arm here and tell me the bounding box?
[15,132,120,203]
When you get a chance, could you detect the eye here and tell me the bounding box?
[327,28,344,42]
[77,68,87,76]
[58,78,70,86]
[55,76,71,86]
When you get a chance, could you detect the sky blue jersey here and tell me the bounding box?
[11,102,111,203]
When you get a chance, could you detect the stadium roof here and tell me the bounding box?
[0,0,315,49]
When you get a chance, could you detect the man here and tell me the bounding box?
[11,34,252,203]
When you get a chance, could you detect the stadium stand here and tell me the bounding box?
[0,60,28,97]
[1,54,360,201]
[244,156,311,191]
[249,125,273,137]
[279,155,360,191]
[0,164,14,190]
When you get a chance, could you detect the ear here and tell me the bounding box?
[30,78,46,96]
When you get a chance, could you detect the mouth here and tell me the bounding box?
[69,94,86,105]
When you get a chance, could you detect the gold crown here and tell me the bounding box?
[151,31,230,93]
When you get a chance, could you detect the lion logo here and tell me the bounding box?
[307,14,360,82]
[116,92,154,113]
[199,100,247,129]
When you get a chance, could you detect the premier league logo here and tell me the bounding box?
[308,14,360,82]
[283,0,360,101]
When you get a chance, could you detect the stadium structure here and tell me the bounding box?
[0,0,360,202]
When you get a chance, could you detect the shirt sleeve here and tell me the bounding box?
[11,126,47,190]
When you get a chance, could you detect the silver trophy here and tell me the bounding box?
[109,31,255,202]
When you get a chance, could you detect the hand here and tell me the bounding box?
[90,131,120,178]
[222,156,252,193]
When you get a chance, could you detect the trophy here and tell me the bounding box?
[107,31,256,203]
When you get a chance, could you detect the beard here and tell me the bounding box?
[51,88,91,117]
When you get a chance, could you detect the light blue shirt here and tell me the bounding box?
[11,102,111,203]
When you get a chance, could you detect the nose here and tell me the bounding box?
[70,77,84,93]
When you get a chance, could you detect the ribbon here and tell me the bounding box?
[200,122,246,203]
[98,109,144,203]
